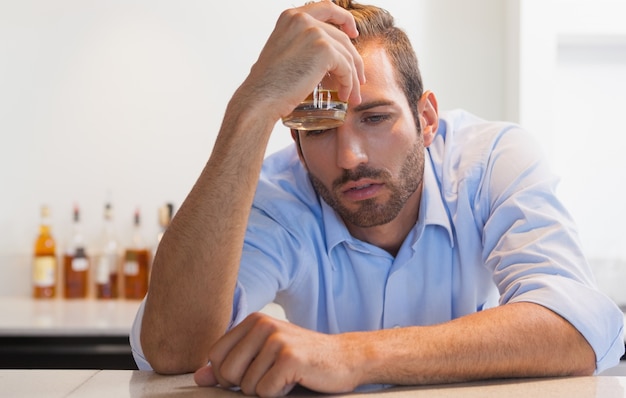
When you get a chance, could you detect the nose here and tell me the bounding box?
[335,125,368,170]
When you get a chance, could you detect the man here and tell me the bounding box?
[131,0,625,396]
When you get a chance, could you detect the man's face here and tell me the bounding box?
[296,43,425,230]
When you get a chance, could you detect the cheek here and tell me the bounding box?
[300,143,337,182]
[375,135,418,171]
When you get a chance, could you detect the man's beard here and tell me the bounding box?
[309,142,424,228]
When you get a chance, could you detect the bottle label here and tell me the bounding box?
[71,257,89,272]
[96,256,111,284]
[33,256,56,287]
[124,261,139,276]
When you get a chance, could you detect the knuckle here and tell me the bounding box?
[251,313,281,333]
[246,311,265,323]
[217,363,241,387]
[278,8,298,23]
[271,339,301,367]
[239,380,257,396]
[280,9,312,32]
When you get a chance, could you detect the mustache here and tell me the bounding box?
[332,165,391,190]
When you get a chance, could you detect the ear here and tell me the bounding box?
[417,91,439,147]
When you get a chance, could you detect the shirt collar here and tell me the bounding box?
[321,197,354,256]
[417,153,455,248]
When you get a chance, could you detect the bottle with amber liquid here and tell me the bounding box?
[63,204,89,299]
[95,202,120,299]
[124,208,150,300]
[32,205,58,299]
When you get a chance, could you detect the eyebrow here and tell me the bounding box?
[351,100,396,113]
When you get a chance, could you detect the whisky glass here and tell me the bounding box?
[281,81,347,131]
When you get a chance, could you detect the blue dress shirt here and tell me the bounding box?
[131,109,624,373]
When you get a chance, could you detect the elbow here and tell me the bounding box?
[569,366,595,377]
[150,358,204,376]
[566,342,597,377]
[141,331,207,375]
[145,346,207,375]
[569,359,596,377]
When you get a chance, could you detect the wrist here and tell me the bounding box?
[229,78,289,128]
[338,330,386,388]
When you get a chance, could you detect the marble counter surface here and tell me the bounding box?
[0,297,286,336]
[1,370,626,398]
[0,297,141,336]
[0,298,285,369]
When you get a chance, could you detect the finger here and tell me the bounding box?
[193,364,218,387]
[316,21,365,104]
[237,333,285,396]
[329,41,364,104]
[245,363,298,398]
[209,313,276,388]
[208,313,262,365]
[302,1,359,39]
[254,356,301,398]
[240,328,308,397]
[207,315,258,389]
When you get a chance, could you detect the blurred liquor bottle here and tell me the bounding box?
[32,205,57,299]
[95,202,120,299]
[63,204,89,299]
[124,208,150,300]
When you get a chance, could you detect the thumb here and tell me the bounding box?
[194,364,218,387]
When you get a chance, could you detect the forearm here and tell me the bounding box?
[354,302,596,386]
[140,93,276,374]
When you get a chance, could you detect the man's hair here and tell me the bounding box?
[336,0,423,127]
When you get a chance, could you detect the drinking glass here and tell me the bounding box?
[282,81,348,131]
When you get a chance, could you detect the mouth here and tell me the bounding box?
[348,183,372,191]
[342,180,383,201]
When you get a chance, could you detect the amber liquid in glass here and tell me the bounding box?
[33,213,57,299]
[124,248,150,300]
[63,249,89,299]
[282,89,347,131]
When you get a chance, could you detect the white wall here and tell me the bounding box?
[414,0,506,121]
[514,0,626,306]
[0,0,506,296]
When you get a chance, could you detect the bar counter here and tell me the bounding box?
[0,296,623,375]
[1,370,625,397]
[0,297,284,369]
[0,297,141,369]
[0,297,286,336]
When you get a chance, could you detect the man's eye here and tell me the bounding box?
[304,129,328,137]
[362,114,391,124]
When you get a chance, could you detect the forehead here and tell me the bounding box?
[356,42,408,108]
[360,42,394,78]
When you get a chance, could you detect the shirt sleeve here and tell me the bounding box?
[129,297,151,370]
[477,126,624,373]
